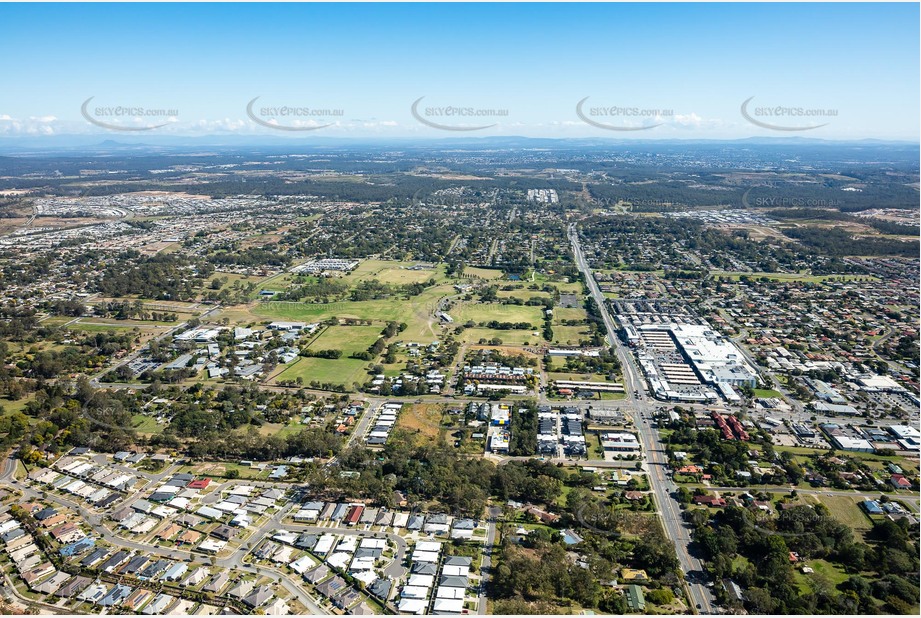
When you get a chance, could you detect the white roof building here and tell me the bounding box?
[398,598,428,614]
[401,586,430,600]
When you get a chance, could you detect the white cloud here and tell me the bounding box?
[193,118,249,132]
[671,112,703,126]
[0,115,63,135]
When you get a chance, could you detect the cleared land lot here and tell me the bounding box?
[793,558,850,592]
[460,327,542,346]
[131,414,165,435]
[350,260,446,284]
[179,461,269,480]
[809,495,874,532]
[548,371,609,383]
[395,403,444,440]
[88,298,205,316]
[552,325,589,345]
[462,267,504,280]
[553,307,588,322]
[497,289,551,301]
[453,302,544,326]
[307,325,383,356]
[273,356,370,387]
[252,284,448,340]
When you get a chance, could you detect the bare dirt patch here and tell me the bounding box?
[396,403,444,439]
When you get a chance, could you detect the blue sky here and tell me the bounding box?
[0,2,918,140]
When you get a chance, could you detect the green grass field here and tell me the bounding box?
[530,271,582,293]
[496,289,551,301]
[131,414,166,435]
[463,267,504,280]
[548,372,610,383]
[67,318,176,334]
[793,558,850,593]
[273,356,370,387]
[210,272,263,290]
[552,307,588,323]
[89,298,204,316]
[552,325,589,345]
[753,388,783,398]
[251,271,296,291]
[460,327,542,346]
[69,322,139,333]
[350,259,447,284]
[307,325,384,356]
[453,302,544,326]
[812,495,874,532]
[253,421,309,438]
[254,284,448,341]
[0,394,35,416]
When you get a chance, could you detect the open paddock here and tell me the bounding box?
[88,298,207,316]
[395,403,445,439]
[551,325,590,345]
[460,327,542,346]
[453,302,544,326]
[253,284,449,340]
[552,307,588,323]
[549,371,609,383]
[307,325,384,356]
[462,267,504,280]
[496,289,552,301]
[809,494,874,532]
[349,259,447,284]
[272,356,370,388]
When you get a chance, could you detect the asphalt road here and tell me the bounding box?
[476,505,502,615]
[570,224,717,614]
[346,400,382,449]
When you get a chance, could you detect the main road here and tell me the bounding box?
[569,223,717,614]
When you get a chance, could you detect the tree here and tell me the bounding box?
[633,529,680,576]
[647,588,674,605]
